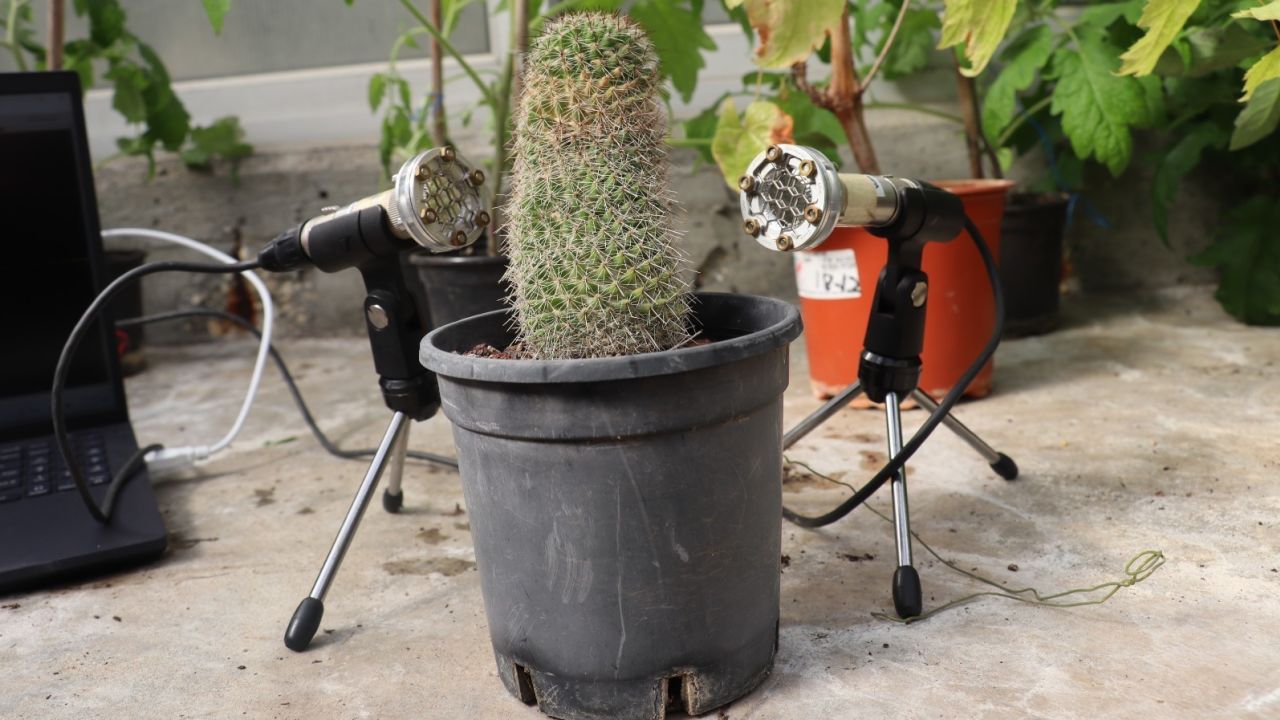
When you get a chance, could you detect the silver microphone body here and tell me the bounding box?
[738,144,922,252]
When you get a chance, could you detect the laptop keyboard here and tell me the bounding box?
[0,433,110,504]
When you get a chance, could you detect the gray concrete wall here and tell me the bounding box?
[94,115,1218,344]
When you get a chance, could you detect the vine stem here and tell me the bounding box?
[861,0,910,90]
[4,0,30,72]
[996,95,1052,148]
[398,0,497,107]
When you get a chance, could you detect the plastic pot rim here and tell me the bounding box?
[420,292,802,385]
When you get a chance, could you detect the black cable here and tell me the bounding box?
[781,215,1005,528]
[53,259,263,523]
[115,308,459,469]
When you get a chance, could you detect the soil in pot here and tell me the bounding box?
[999,191,1069,337]
[795,178,1013,402]
[420,292,801,720]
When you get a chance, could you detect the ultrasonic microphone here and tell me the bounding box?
[737,144,962,253]
[259,146,489,273]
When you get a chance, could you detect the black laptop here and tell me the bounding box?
[0,71,167,593]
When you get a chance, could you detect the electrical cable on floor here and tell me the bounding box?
[783,457,1166,623]
[116,308,459,469]
[781,216,1006,528]
[53,258,264,524]
[101,228,276,472]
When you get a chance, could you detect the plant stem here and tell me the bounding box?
[46,0,62,69]
[862,0,910,91]
[398,0,497,106]
[5,0,30,71]
[996,95,1052,148]
[864,102,964,124]
[828,8,880,174]
[429,0,447,147]
[954,59,985,179]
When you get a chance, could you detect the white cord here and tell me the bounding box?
[102,228,275,471]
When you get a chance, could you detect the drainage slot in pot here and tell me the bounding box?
[665,674,688,715]
[513,663,537,705]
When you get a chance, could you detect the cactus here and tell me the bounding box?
[504,12,691,359]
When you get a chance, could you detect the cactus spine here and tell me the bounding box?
[504,12,691,359]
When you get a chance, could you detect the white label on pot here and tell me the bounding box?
[795,250,862,300]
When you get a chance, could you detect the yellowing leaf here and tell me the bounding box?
[724,0,745,7]
[1242,46,1280,101]
[1233,1,1280,21]
[1117,0,1200,77]
[737,0,845,69]
[938,0,1017,77]
[711,98,794,190]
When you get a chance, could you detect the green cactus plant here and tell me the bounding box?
[504,12,691,359]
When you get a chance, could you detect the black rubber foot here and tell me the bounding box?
[892,566,923,619]
[382,488,404,513]
[990,453,1019,481]
[284,597,324,652]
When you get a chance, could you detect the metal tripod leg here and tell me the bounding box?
[381,421,410,513]
[884,392,922,618]
[284,411,409,651]
[909,389,1019,480]
[783,381,863,449]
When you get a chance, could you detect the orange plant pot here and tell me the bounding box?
[795,179,1014,400]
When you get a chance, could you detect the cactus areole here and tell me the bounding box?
[504,13,692,360]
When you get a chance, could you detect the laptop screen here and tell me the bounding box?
[0,75,123,436]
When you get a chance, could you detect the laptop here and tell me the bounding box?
[0,71,167,593]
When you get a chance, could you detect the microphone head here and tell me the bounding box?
[390,147,489,253]
[738,144,841,252]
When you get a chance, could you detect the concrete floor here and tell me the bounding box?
[3,285,1279,719]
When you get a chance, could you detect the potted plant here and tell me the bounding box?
[696,0,1019,401]
[420,14,801,719]
[0,0,252,177]
[363,0,720,329]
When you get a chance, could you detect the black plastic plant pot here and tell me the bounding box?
[407,252,509,330]
[419,292,802,720]
[999,192,1069,337]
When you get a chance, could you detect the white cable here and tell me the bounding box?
[102,228,275,471]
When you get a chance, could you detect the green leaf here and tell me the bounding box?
[938,0,1017,77]
[774,89,844,162]
[1190,197,1280,325]
[1152,23,1274,78]
[1231,77,1280,150]
[1048,36,1152,176]
[681,92,728,166]
[629,0,717,104]
[84,0,127,48]
[368,73,387,111]
[1078,0,1144,30]
[1152,123,1225,244]
[105,64,149,124]
[982,24,1054,145]
[1232,2,1280,21]
[1241,46,1280,102]
[202,0,231,35]
[736,0,845,69]
[441,0,479,36]
[876,9,941,80]
[710,98,794,190]
[1117,0,1199,77]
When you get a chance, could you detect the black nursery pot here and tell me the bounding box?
[999,192,1070,337]
[419,293,802,720]
[407,252,509,330]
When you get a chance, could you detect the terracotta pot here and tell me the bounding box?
[795,179,1014,401]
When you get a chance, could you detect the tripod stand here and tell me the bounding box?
[779,183,1018,619]
[283,255,444,652]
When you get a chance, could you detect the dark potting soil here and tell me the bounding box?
[462,334,712,359]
